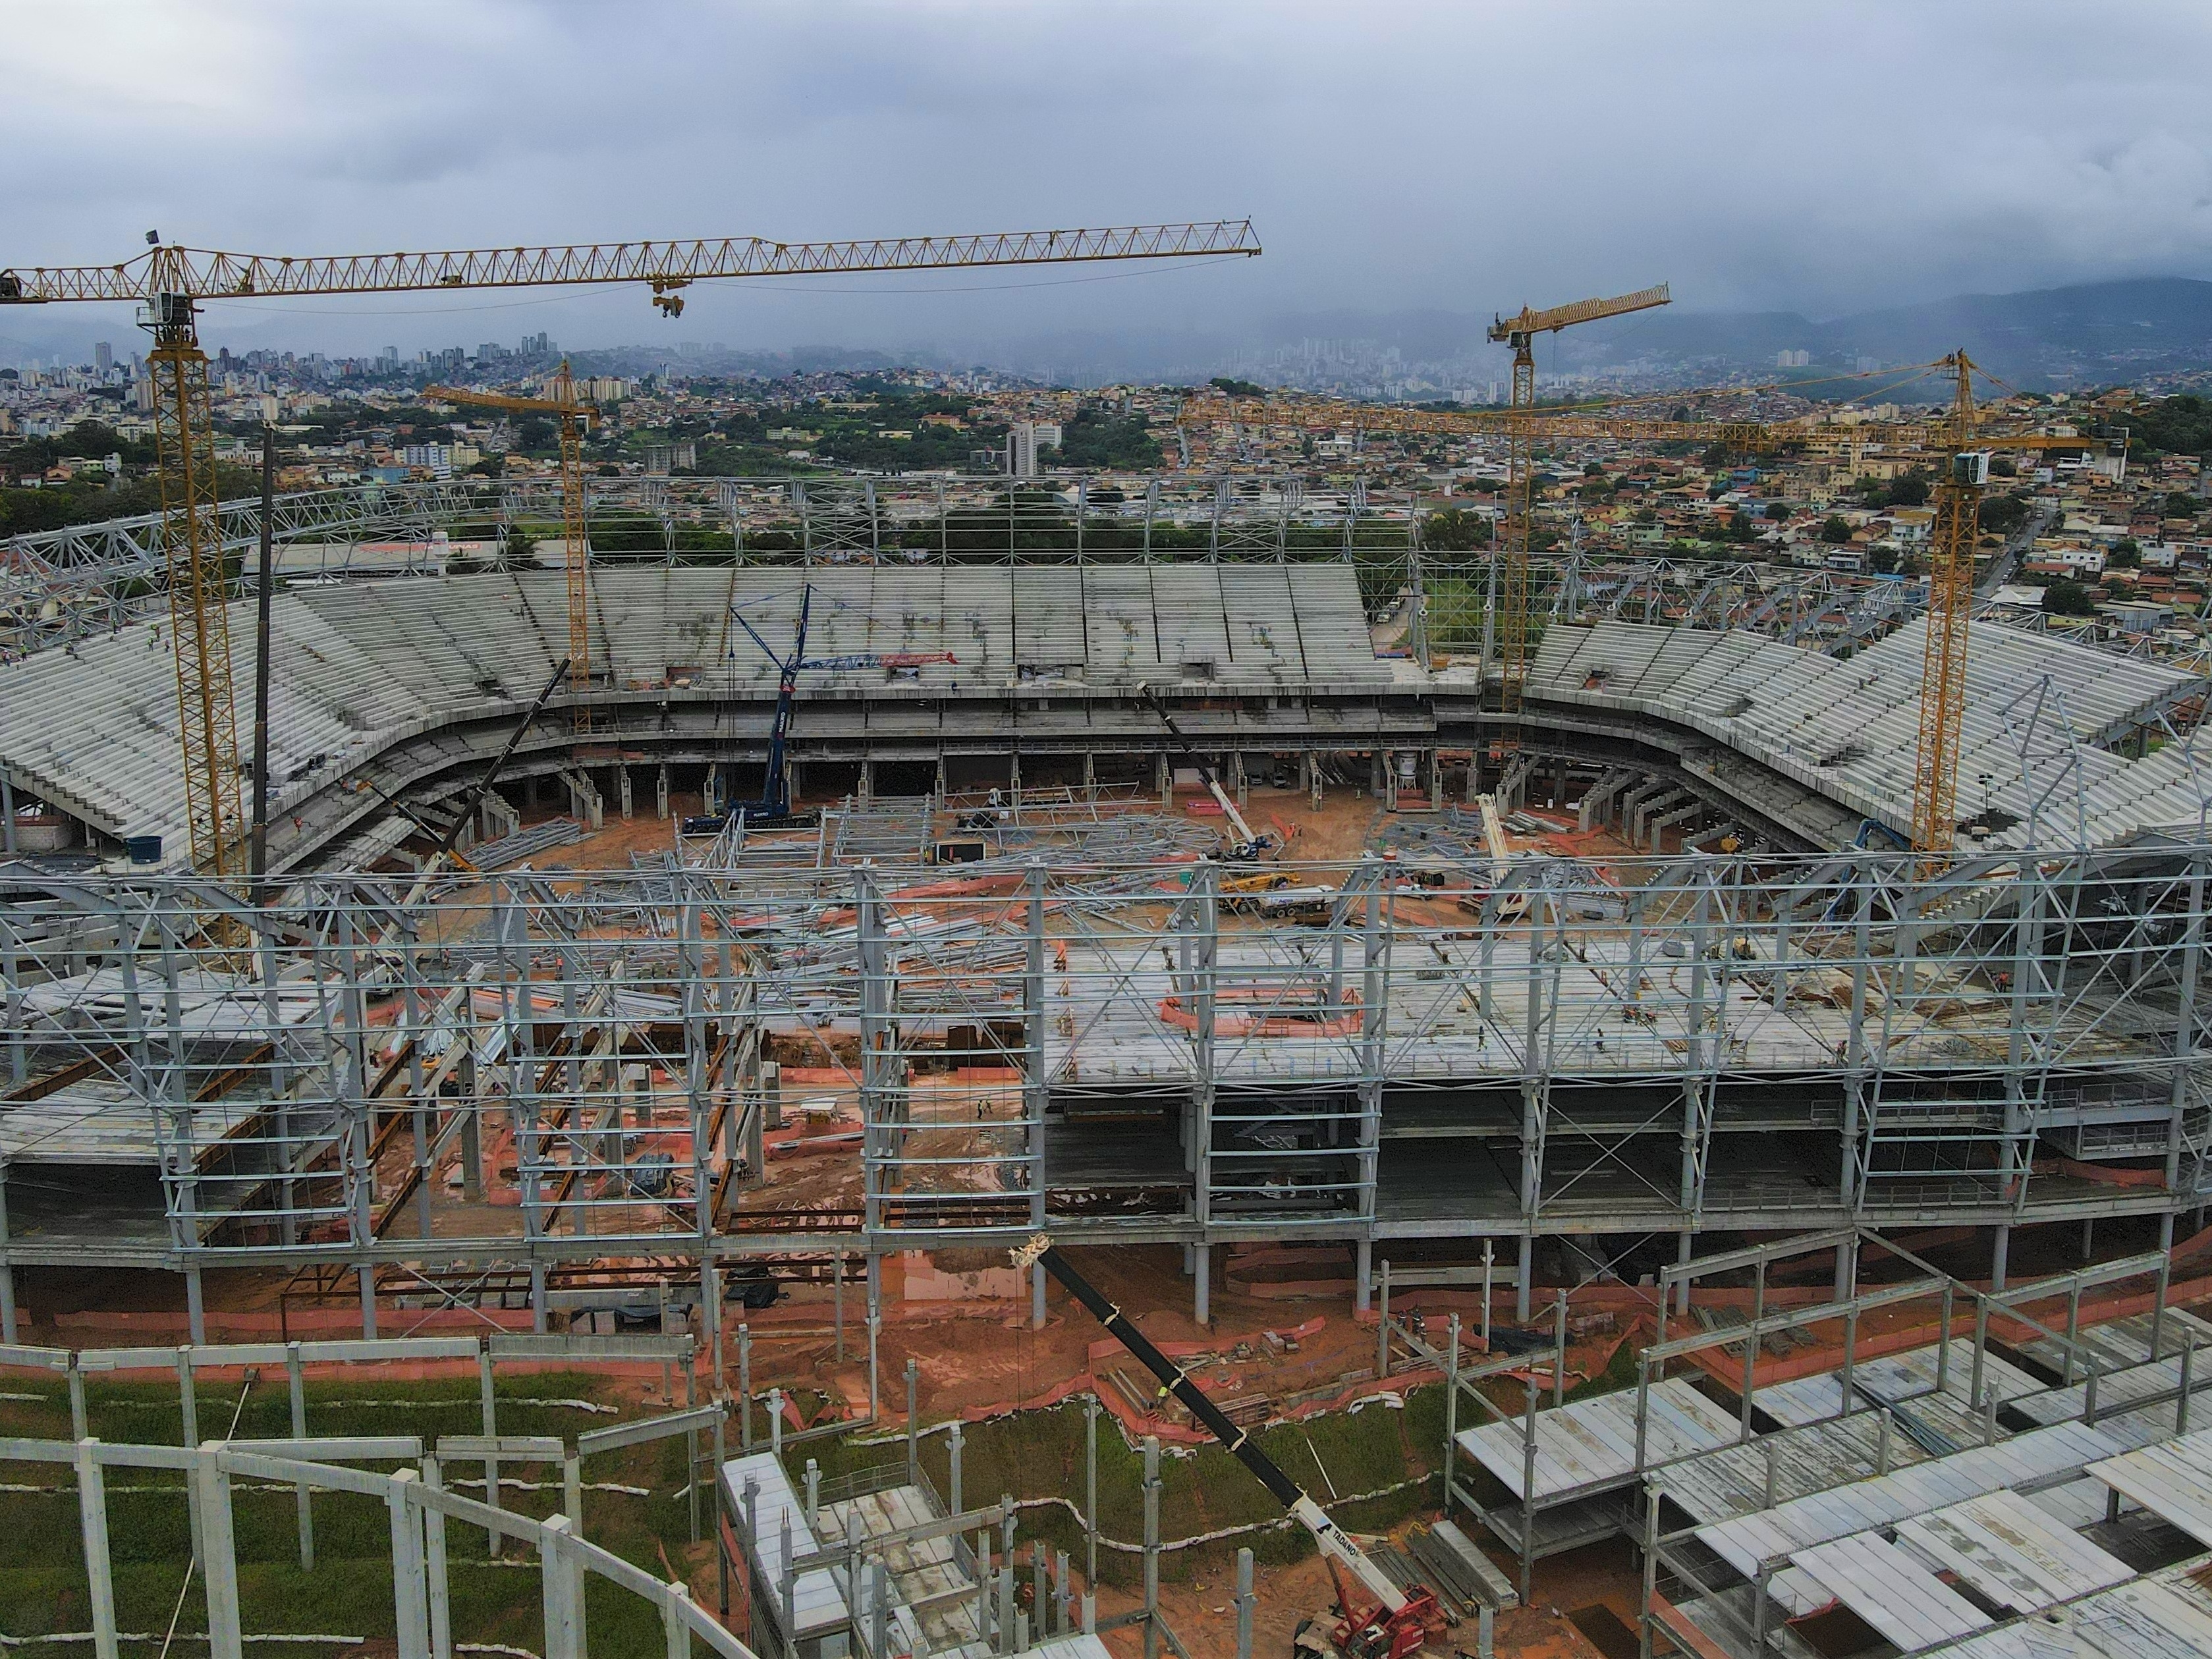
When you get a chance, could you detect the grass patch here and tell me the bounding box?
[0,1371,707,1656]
[0,1358,1578,1633]
[801,1388,1451,1587]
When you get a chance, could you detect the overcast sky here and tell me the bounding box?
[7,0,2212,362]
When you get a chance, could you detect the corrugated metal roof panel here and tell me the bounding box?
[1791,1531,1993,1648]
[1896,1489,2132,1614]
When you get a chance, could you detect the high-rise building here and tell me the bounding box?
[1006,421,1063,478]
[94,342,113,376]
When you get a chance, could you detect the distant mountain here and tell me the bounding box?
[1562,277,2212,391]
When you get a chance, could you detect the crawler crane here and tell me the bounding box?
[1142,683,1275,859]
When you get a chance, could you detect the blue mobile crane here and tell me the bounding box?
[689,584,821,830]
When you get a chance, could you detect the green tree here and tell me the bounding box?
[2043,579,2097,616]
[2109,539,2142,569]
[1208,377,1265,397]
[2131,394,2212,457]
[1979,493,2029,535]
[1819,515,1852,543]
[1883,468,1931,507]
[1420,507,1491,551]
[2168,491,2203,520]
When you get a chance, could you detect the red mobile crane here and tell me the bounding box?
[1012,1235,1441,1657]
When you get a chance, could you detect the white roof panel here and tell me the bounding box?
[1896,1489,2132,1613]
[2087,1427,2212,1546]
[1790,1531,1993,1648]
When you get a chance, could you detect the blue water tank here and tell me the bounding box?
[124,834,162,864]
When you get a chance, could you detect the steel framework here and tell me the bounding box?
[4,827,2209,1338]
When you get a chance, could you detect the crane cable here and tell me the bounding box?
[155,1373,258,1659]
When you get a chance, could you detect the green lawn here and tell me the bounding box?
[0,1357,1607,1639]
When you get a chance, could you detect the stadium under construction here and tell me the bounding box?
[1,471,2210,1352]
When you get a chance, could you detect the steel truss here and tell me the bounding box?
[3,835,2209,1335]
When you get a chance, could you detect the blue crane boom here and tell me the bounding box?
[716,583,817,824]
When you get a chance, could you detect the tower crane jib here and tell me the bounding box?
[0,221,1258,874]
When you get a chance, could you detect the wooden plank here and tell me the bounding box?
[1647,1593,1737,1659]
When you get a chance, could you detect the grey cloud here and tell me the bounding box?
[6,0,2211,362]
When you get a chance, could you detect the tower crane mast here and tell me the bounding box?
[1485,286,1671,742]
[423,367,597,729]
[1178,347,2116,859]
[0,221,1258,874]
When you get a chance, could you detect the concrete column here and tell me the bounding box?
[1155,751,1171,803]
[702,764,717,815]
[1516,1235,1534,1324]
[858,759,873,804]
[1194,1241,1210,1326]
[1082,750,1096,789]
[1991,1224,2010,1293]
[655,765,670,820]
[1431,751,1444,809]
[1230,751,1246,810]
[618,766,634,821]
[1,773,16,854]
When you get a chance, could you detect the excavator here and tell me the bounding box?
[1012,1234,1442,1657]
[1142,684,1276,861]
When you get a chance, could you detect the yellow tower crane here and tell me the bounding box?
[1178,284,1667,764]
[1484,286,1671,734]
[1178,354,2115,857]
[0,221,1260,874]
[422,364,596,729]
[1911,351,2107,860]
